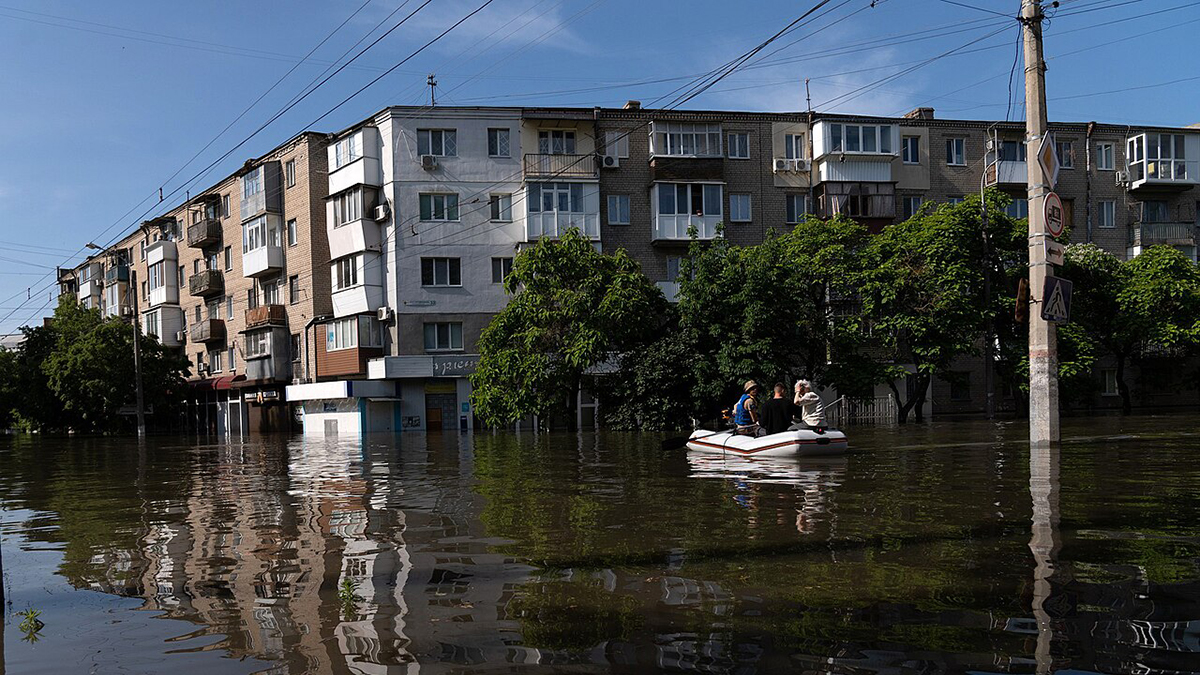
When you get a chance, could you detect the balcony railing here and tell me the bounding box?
[190,318,226,344]
[245,304,287,329]
[188,269,224,297]
[1128,222,1196,248]
[652,214,721,242]
[523,153,597,178]
[186,218,222,248]
[104,264,130,284]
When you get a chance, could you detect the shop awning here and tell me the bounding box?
[190,374,245,391]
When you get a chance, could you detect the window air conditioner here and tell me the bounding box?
[374,203,391,222]
[793,158,811,172]
[601,155,620,169]
[420,154,437,170]
[1114,170,1128,186]
[377,306,394,323]
[773,158,790,173]
[175,330,187,343]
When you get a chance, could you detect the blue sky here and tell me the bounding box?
[1,0,1198,331]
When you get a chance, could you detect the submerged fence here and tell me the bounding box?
[826,394,897,427]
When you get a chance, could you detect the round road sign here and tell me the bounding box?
[1044,191,1064,237]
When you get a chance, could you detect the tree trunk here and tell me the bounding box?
[888,380,912,424]
[565,374,580,432]
[1115,352,1132,415]
[912,374,929,423]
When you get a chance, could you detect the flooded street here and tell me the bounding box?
[1,417,1198,674]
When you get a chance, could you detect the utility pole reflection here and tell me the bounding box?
[1028,442,1061,674]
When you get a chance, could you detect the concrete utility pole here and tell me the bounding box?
[129,269,147,437]
[1022,0,1059,445]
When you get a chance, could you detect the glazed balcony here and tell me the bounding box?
[245,304,287,329]
[104,264,129,284]
[523,153,597,179]
[189,318,226,344]
[188,269,225,297]
[186,218,222,248]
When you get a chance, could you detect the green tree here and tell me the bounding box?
[471,228,666,430]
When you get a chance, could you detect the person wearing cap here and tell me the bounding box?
[732,380,761,434]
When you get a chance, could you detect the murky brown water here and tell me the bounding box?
[1,417,1198,674]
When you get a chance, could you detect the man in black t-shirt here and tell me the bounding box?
[759,382,799,435]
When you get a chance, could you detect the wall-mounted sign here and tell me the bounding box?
[432,355,480,377]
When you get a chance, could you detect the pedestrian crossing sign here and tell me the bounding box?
[1040,276,1072,323]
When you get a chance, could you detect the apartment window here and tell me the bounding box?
[1004,198,1029,219]
[785,194,807,224]
[140,239,146,261]
[601,131,629,158]
[287,219,297,246]
[728,132,750,159]
[177,265,185,288]
[225,295,233,320]
[902,136,920,164]
[191,259,201,275]
[204,299,218,320]
[245,330,269,358]
[999,140,1026,161]
[1142,200,1168,223]
[242,215,278,253]
[333,256,358,291]
[1096,142,1115,171]
[784,134,805,160]
[285,159,296,187]
[1129,133,1188,182]
[194,305,202,322]
[417,129,456,157]
[208,348,223,374]
[949,372,971,402]
[221,194,230,218]
[946,138,966,166]
[828,123,892,154]
[147,261,165,291]
[334,133,360,168]
[530,182,586,215]
[489,193,512,222]
[332,188,363,227]
[491,257,513,284]
[290,334,301,363]
[262,279,280,306]
[537,130,575,155]
[206,252,218,270]
[948,196,965,205]
[288,275,300,304]
[1098,200,1116,228]
[1101,368,1118,396]
[729,194,752,222]
[487,128,510,157]
[326,318,353,351]
[657,183,722,217]
[223,246,232,270]
[651,123,722,157]
[144,311,159,339]
[1054,140,1074,169]
[902,196,923,220]
[423,322,463,352]
[419,193,459,221]
[607,195,630,225]
[140,280,147,301]
[421,257,461,287]
[242,169,262,199]
[247,287,258,310]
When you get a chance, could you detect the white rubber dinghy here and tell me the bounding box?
[686,427,849,457]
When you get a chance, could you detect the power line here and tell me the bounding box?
[932,0,1014,19]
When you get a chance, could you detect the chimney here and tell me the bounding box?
[624,100,641,110]
[904,107,935,120]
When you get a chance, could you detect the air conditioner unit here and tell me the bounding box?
[374,203,391,222]
[420,154,437,170]
[773,158,807,173]
[773,158,790,173]
[1115,170,1128,185]
[794,158,811,172]
[601,154,620,169]
[175,330,187,343]
[377,306,394,323]
[197,363,209,376]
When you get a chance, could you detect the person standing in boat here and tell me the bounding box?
[793,379,827,432]
[732,380,761,434]
[760,382,800,435]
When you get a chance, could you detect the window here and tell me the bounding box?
[289,275,300,304]
[784,134,805,160]
[423,322,463,351]
[537,130,575,155]
[206,299,220,320]
[729,194,752,222]
[728,132,750,159]
[487,128,510,157]
[902,136,920,164]
[530,182,587,215]
[999,140,1026,161]
[607,195,630,225]
[946,138,966,165]
[491,257,513,284]
[666,255,691,281]
[828,123,892,154]
[417,129,456,157]
[140,280,147,301]
[147,261,165,291]
[419,193,459,221]
[785,194,807,224]
[194,305,202,322]
[651,122,722,157]
[225,295,233,320]
[262,279,279,305]
[224,246,232,270]
[902,196,923,220]
[1098,200,1116,228]
[287,219,297,246]
[325,316,383,352]
[949,372,971,402]
[221,194,230,218]
[489,193,512,222]
[245,331,269,358]
[1056,140,1074,169]
[208,348,223,374]
[247,287,258,310]
[1142,200,1168,223]
[206,252,218,270]
[334,134,360,168]
[947,196,965,205]
[242,169,262,199]
[601,131,629,158]
[1127,133,1188,182]
[290,334,301,363]
[285,159,296,187]
[1004,198,1029,219]
[656,183,722,217]
[242,215,278,252]
[333,256,358,291]
[1101,368,1118,396]
[177,265,185,289]
[421,257,461,287]
[331,188,363,227]
[140,239,146,261]
[144,311,159,339]
[228,346,236,372]
[1096,142,1115,171]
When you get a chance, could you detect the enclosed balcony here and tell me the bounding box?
[1126,132,1199,192]
[524,182,600,241]
[650,182,722,242]
[104,264,129,284]
[187,218,222,248]
[245,304,287,329]
[190,318,226,344]
[188,269,225,297]
[242,214,284,278]
[523,153,597,179]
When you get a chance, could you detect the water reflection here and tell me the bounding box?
[0,420,1197,674]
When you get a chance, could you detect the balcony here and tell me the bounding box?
[525,212,600,241]
[190,318,226,344]
[523,153,597,179]
[77,277,103,300]
[656,281,681,302]
[243,242,284,278]
[985,160,1027,187]
[104,264,129,284]
[652,214,721,242]
[188,269,225,297]
[1128,222,1195,248]
[328,217,382,260]
[1126,133,1199,192]
[245,304,287,329]
[187,218,222,248]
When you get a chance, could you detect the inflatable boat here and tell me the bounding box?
[685,426,849,457]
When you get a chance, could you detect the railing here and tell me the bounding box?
[190,319,226,343]
[1128,222,1195,248]
[825,395,897,427]
[652,214,721,241]
[188,269,224,297]
[523,153,597,178]
[245,304,287,329]
[186,218,222,248]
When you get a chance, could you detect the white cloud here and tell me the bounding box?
[369,0,592,57]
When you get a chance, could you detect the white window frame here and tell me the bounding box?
[1005,198,1029,219]
[144,311,159,339]
[326,317,357,352]
[491,257,513,284]
[245,330,270,358]
[332,188,363,228]
[147,261,165,291]
[998,140,1027,162]
[656,183,722,217]
[828,123,893,154]
[287,218,298,246]
[419,193,459,222]
[208,348,223,374]
[902,136,920,164]
[242,168,263,199]
[1098,200,1116,228]
[947,196,965,205]
[650,122,723,158]
[785,194,807,224]
[1101,368,1118,396]
[537,130,575,155]
[423,322,464,352]
[601,131,629,158]
[420,257,462,287]
[1056,140,1074,169]
[729,193,752,223]
[262,279,280,306]
[489,193,512,222]
[242,215,277,253]
[417,128,456,157]
[1096,141,1115,171]
[902,196,923,220]
[289,275,300,304]
[334,134,361,169]
[487,128,510,158]
[285,159,296,187]
[784,134,805,160]
[606,194,630,225]
[946,138,966,166]
[333,256,359,291]
[529,182,587,215]
[727,132,750,159]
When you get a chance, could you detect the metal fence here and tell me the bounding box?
[826,395,897,427]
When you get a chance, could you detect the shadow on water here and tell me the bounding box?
[0,415,1196,674]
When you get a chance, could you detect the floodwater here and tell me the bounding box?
[0,418,1197,675]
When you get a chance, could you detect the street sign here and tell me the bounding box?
[1043,191,1065,237]
[1044,238,1065,266]
[984,162,998,187]
[1040,276,1072,323]
[1037,132,1059,188]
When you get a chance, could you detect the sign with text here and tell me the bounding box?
[1037,132,1059,188]
[1041,276,1072,323]
[1044,191,1065,237]
[432,355,479,377]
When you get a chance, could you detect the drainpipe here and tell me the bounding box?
[304,314,332,383]
[1085,122,1095,243]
